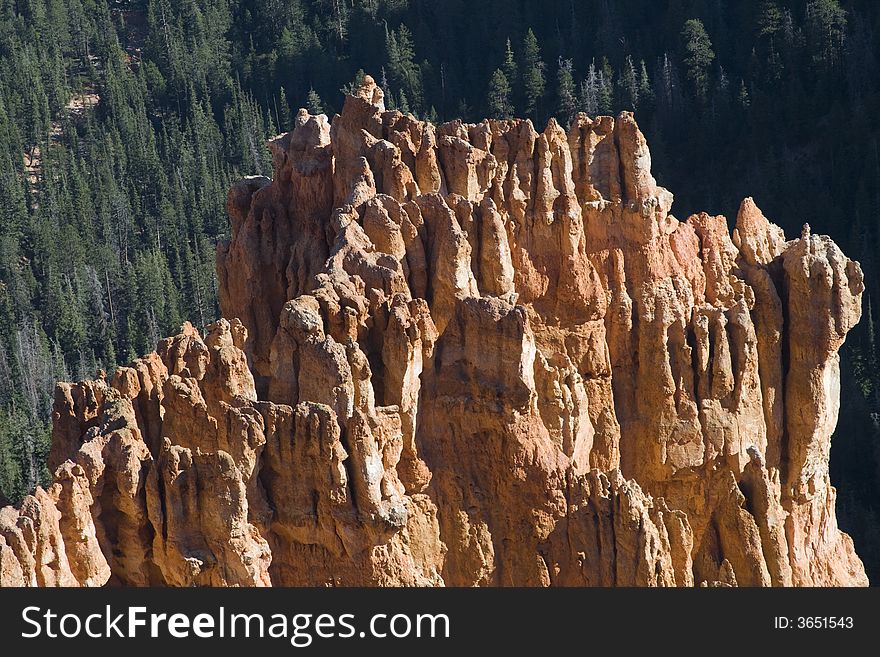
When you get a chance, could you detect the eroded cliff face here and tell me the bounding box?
[0,76,867,587]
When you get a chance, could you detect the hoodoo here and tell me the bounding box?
[0,75,867,587]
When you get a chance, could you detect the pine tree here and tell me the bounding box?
[598,68,614,115]
[717,65,730,98]
[756,1,783,38]
[386,25,424,114]
[638,60,654,107]
[385,88,398,111]
[737,80,750,109]
[619,55,639,110]
[341,69,366,96]
[487,69,513,119]
[502,38,518,85]
[805,0,847,70]
[556,58,577,126]
[581,60,600,116]
[307,87,324,115]
[278,87,292,129]
[681,19,715,102]
[327,0,349,45]
[655,52,681,117]
[521,28,546,118]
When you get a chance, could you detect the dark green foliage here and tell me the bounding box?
[556,58,577,126]
[806,0,848,69]
[306,87,324,115]
[502,38,518,86]
[619,55,640,110]
[521,28,546,118]
[756,1,784,38]
[385,24,424,116]
[0,0,270,505]
[487,69,513,120]
[681,18,715,101]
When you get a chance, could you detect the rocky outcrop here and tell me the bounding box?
[1,75,867,587]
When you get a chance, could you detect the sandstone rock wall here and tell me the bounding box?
[0,76,867,586]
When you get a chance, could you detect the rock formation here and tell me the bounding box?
[0,75,868,587]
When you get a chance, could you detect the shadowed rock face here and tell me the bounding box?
[1,75,867,587]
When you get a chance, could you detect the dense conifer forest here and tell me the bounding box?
[1,0,878,579]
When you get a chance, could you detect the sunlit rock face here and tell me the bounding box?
[1,75,866,587]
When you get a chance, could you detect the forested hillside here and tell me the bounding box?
[1,0,879,579]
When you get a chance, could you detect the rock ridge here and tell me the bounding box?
[1,75,867,587]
